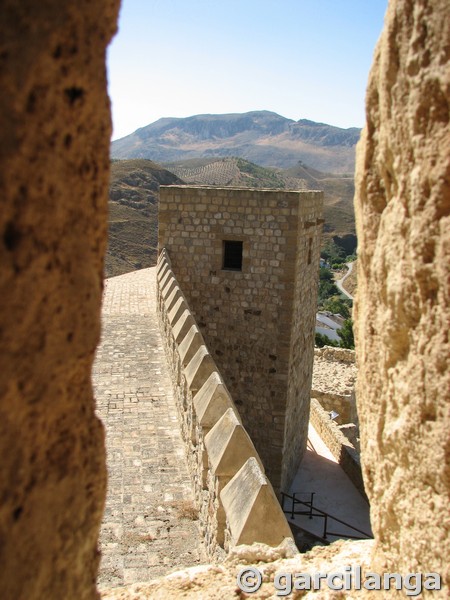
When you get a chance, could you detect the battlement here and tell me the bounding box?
[156,250,292,556]
[159,185,323,491]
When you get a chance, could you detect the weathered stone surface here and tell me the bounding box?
[220,457,293,547]
[100,539,375,599]
[94,269,206,589]
[312,347,358,424]
[354,0,450,583]
[0,2,119,598]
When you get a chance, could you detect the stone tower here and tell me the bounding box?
[158,186,323,491]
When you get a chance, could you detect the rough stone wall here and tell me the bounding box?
[312,347,358,424]
[354,0,450,583]
[156,251,292,558]
[101,539,377,600]
[159,186,323,490]
[0,2,119,599]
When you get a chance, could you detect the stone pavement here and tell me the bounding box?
[287,424,372,541]
[93,268,206,589]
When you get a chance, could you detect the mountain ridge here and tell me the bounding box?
[111,111,361,174]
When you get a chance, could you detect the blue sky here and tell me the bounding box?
[108,0,388,140]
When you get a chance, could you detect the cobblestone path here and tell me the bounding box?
[93,268,206,589]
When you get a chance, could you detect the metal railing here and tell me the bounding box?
[281,491,373,541]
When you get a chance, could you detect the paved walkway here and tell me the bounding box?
[287,424,372,541]
[93,268,206,589]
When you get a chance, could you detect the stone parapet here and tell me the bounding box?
[156,249,293,557]
[309,399,367,501]
[314,346,356,364]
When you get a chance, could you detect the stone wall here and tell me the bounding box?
[0,2,120,599]
[281,195,323,491]
[354,0,450,582]
[312,347,358,424]
[156,250,292,558]
[158,185,323,491]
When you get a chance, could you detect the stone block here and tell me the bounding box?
[178,325,204,367]
[193,372,238,430]
[184,346,217,395]
[165,286,183,314]
[220,457,292,547]
[160,273,176,299]
[168,297,187,329]
[204,409,263,477]
[156,258,169,280]
[172,310,197,345]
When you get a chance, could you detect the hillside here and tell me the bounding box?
[283,162,355,238]
[111,111,360,174]
[106,160,184,277]
[341,260,358,296]
[165,157,287,189]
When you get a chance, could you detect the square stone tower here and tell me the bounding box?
[159,186,323,491]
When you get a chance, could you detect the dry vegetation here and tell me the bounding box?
[170,499,199,521]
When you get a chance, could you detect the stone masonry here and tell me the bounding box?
[93,268,206,588]
[158,186,323,492]
[312,347,358,425]
[2,1,449,598]
[156,251,292,558]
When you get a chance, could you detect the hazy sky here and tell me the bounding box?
[108,0,388,140]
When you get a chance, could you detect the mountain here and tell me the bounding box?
[106,159,184,277]
[111,111,361,174]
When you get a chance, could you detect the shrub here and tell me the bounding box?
[315,333,338,348]
[338,319,355,349]
[322,296,352,319]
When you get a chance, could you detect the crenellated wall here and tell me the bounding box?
[159,185,323,491]
[156,249,293,558]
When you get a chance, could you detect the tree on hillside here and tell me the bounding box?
[318,267,339,305]
[321,240,346,265]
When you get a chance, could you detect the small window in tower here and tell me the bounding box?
[222,240,243,271]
